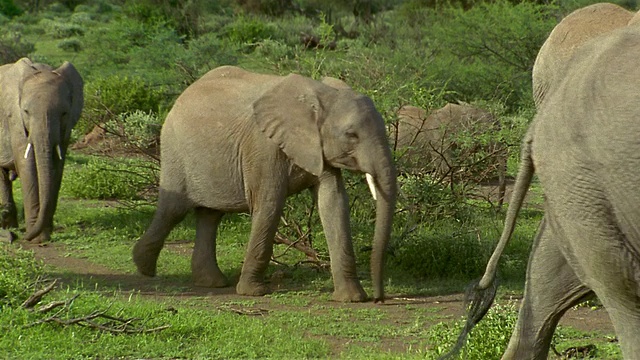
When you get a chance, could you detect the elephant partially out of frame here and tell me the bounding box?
[391,103,506,208]
[0,58,83,242]
[532,2,638,108]
[133,66,397,303]
[444,22,640,360]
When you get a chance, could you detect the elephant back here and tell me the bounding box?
[532,3,633,108]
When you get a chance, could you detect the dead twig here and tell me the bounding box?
[21,279,57,309]
[21,283,170,334]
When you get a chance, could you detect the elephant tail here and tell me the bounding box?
[438,129,536,360]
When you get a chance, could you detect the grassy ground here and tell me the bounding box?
[0,153,622,359]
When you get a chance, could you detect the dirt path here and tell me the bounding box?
[20,240,615,340]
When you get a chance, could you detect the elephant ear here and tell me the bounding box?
[53,61,84,128]
[252,74,328,177]
[14,58,40,101]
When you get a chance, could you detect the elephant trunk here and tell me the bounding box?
[23,139,57,241]
[369,153,397,303]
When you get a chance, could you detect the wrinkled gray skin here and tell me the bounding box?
[450,25,640,360]
[532,3,635,108]
[0,58,83,242]
[133,67,397,302]
[391,103,506,208]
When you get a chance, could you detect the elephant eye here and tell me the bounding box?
[345,130,359,141]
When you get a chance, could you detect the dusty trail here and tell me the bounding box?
[19,240,616,338]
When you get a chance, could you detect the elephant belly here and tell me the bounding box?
[185,162,250,213]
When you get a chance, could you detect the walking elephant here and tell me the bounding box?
[532,3,636,108]
[444,24,640,360]
[133,66,397,303]
[0,58,83,242]
[391,103,506,208]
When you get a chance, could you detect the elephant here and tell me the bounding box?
[443,24,640,360]
[532,3,636,108]
[132,66,397,303]
[390,103,506,208]
[0,58,83,243]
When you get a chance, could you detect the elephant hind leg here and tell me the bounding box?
[192,207,228,288]
[503,219,591,360]
[133,189,190,277]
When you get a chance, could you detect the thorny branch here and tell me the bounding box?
[21,279,170,334]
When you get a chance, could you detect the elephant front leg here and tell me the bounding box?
[503,220,591,360]
[192,207,228,288]
[0,168,17,229]
[315,169,367,302]
[236,184,287,297]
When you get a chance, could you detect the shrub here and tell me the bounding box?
[39,18,85,38]
[104,110,162,150]
[70,10,93,25]
[57,37,82,52]
[420,0,557,111]
[80,75,165,135]
[223,16,277,46]
[173,32,239,85]
[0,32,34,63]
[0,0,22,17]
[63,157,157,200]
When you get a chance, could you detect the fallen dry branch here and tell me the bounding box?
[25,308,171,334]
[21,279,57,309]
[21,281,170,334]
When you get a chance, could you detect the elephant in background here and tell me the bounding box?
[532,3,637,108]
[133,66,397,303]
[0,58,83,242]
[445,24,640,360]
[391,103,506,208]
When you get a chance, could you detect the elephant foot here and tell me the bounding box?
[193,272,229,288]
[132,241,160,277]
[332,281,368,302]
[236,277,271,296]
[28,229,51,244]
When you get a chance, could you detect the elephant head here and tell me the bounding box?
[532,3,634,108]
[0,58,83,241]
[253,73,398,301]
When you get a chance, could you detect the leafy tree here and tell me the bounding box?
[0,0,22,17]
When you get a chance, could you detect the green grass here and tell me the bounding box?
[0,153,621,359]
[0,1,628,358]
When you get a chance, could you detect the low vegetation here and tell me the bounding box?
[0,0,630,358]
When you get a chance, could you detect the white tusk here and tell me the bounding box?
[56,145,63,160]
[365,173,377,201]
[23,143,32,159]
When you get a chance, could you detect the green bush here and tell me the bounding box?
[0,32,34,63]
[39,18,85,38]
[0,244,44,308]
[69,10,93,25]
[80,75,165,135]
[104,110,162,149]
[57,37,82,51]
[421,0,557,111]
[0,0,22,17]
[63,157,157,200]
[223,16,277,46]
